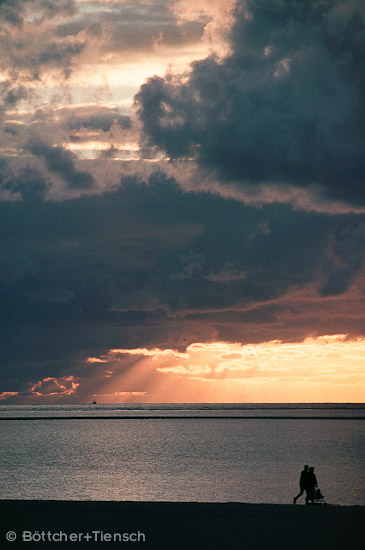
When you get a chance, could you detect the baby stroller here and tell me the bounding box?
[307,487,327,505]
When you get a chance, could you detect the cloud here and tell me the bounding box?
[149,335,365,379]
[320,221,365,296]
[54,0,206,61]
[113,391,146,396]
[0,161,51,202]
[0,82,28,110]
[0,375,79,401]
[0,1,77,26]
[0,0,364,405]
[171,0,237,54]
[1,34,85,81]
[0,103,136,198]
[9,332,362,404]
[26,140,95,189]
[135,0,365,208]
[0,248,37,286]
[0,1,83,83]
[76,335,365,403]
[30,375,79,396]
[66,108,131,133]
[110,347,189,360]
[0,0,85,144]
[1,172,364,325]
[0,172,364,401]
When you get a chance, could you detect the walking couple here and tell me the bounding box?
[293,465,318,504]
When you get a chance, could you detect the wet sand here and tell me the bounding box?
[1,500,364,549]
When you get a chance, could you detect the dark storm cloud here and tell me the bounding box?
[0,160,51,202]
[1,171,364,393]
[1,172,364,336]
[135,0,365,206]
[0,248,36,287]
[26,140,95,189]
[320,221,365,296]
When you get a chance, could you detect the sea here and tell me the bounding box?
[0,404,364,506]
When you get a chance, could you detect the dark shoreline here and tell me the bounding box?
[1,500,364,549]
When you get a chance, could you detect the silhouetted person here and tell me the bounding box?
[306,466,318,504]
[293,465,309,504]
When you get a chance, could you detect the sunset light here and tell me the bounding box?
[84,336,365,403]
[1,0,364,406]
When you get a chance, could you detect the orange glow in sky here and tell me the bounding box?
[85,335,365,403]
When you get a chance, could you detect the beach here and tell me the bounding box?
[1,501,364,549]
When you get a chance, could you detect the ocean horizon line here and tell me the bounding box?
[1,402,364,408]
[1,415,364,421]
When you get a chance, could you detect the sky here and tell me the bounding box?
[0,0,364,404]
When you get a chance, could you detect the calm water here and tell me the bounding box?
[0,404,364,505]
